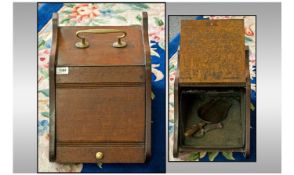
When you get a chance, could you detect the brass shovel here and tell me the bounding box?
[184,97,233,137]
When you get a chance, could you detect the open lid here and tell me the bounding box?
[179,19,246,86]
[56,25,145,66]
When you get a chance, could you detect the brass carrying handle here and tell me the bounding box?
[75,29,127,49]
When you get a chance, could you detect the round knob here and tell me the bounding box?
[96,152,104,160]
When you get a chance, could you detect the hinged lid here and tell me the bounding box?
[179,19,246,86]
[57,25,145,67]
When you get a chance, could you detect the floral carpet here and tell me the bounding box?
[38,3,165,172]
[168,16,256,162]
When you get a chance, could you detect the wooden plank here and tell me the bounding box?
[48,13,58,161]
[142,11,152,160]
[56,86,145,143]
[56,66,145,84]
[179,19,246,85]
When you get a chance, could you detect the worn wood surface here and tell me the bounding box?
[56,87,145,143]
[179,19,246,85]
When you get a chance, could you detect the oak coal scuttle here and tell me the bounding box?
[49,12,151,164]
[173,20,251,158]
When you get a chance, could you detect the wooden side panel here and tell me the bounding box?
[49,13,58,161]
[173,51,180,157]
[56,146,145,163]
[245,47,251,157]
[142,11,152,159]
[56,86,145,143]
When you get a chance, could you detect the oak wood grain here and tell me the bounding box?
[179,20,246,85]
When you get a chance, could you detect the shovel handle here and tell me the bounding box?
[184,122,206,137]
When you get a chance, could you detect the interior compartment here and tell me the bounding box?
[179,87,246,149]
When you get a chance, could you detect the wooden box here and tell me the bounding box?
[173,20,251,158]
[49,12,151,164]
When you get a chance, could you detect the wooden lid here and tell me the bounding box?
[57,26,145,66]
[179,19,246,85]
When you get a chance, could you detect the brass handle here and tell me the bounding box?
[75,29,127,49]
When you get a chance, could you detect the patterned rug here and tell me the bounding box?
[168,16,256,162]
[38,3,165,172]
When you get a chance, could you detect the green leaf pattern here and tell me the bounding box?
[222,151,235,160]
[208,152,219,161]
[188,152,200,161]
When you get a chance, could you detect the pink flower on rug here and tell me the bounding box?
[245,25,254,36]
[69,3,100,23]
[149,25,164,43]
[249,50,256,65]
[38,49,49,68]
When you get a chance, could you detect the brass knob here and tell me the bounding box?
[96,152,104,160]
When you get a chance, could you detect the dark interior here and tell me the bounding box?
[179,87,246,149]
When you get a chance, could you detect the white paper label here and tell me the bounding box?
[56,67,69,74]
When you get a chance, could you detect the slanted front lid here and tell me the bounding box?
[56,25,145,66]
[179,19,246,85]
